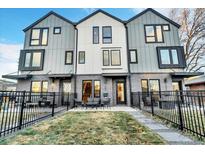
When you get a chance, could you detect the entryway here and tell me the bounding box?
[116,79,126,105]
[60,80,71,105]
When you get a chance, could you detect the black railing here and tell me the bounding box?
[131,90,205,139]
[0,91,76,137]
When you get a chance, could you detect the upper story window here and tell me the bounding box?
[103,50,121,66]
[102,26,112,44]
[157,46,186,69]
[53,27,61,34]
[162,24,170,31]
[30,28,49,46]
[20,49,45,71]
[93,26,99,44]
[79,51,85,64]
[129,49,138,63]
[65,51,73,65]
[144,25,163,43]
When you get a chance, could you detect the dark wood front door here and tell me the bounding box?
[116,80,126,104]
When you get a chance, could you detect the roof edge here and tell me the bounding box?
[23,11,75,32]
[126,8,181,28]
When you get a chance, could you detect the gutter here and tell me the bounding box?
[74,26,78,96]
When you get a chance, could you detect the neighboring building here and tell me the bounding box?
[0,79,17,91]
[3,8,203,106]
[185,75,205,90]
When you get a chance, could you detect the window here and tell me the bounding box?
[93,27,99,44]
[102,26,112,44]
[53,27,61,34]
[79,51,85,64]
[144,25,163,43]
[94,81,101,98]
[111,50,121,66]
[141,79,148,93]
[65,51,73,65]
[103,50,109,66]
[156,46,186,68]
[21,49,45,71]
[130,50,138,63]
[30,28,48,46]
[31,81,48,93]
[141,79,161,93]
[162,24,170,31]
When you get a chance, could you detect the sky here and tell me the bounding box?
[0,8,170,80]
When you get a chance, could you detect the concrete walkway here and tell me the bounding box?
[69,106,201,144]
[127,108,200,145]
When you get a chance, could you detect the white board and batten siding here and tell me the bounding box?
[76,12,128,75]
[127,10,184,73]
[22,14,75,75]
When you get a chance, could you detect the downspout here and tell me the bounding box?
[125,24,132,106]
[74,26,78,97]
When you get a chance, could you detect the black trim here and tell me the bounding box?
[31,80,48,93]
[129,49,138,63]
[20,49,45,71]
[29,28,49,46]
[141,79,149,93]
[126,8,181,28]
[65,51,73,65]
[77,9,125,25]
[144,24,164,43]
[53,27,61,34]
[23,11,74,32]
[141,79,161,92]
[162,24,170,31]
[102,50,110,66]
[156,46,186,69]
[94,80,101,98]
[93,26,99,44]
[111,50,121,66]
[78,51,85,64]
[102,26,112,44]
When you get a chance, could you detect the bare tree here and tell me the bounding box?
[169,8,205,72]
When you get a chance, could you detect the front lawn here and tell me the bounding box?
[0,111,166,145]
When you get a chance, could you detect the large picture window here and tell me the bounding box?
[141,79,160,93]
[31,81,48,93]
[102,26,112,44]
[30,28,48,46]
[144,25,163,43]
[157,46,186,68]
[20,49,45,71]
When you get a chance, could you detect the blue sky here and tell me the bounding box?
[0,8,169,79]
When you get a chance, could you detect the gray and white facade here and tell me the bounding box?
[3,8,199,106]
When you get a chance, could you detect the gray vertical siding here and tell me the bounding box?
[127,11,183,73]
[21,14,75,75]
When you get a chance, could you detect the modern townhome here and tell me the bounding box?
[3,8,202,106]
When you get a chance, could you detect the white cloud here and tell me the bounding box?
[0,43,23,79]
[82,8,97,14]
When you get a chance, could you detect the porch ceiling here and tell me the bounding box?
[47,74,72,79]
[2,74,32,80]
[170,72,204,78]
[102,73,128,77]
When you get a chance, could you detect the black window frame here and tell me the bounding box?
[78,51,85,64]
[102,26,112,44]
[53,27,61,34]
[141,79,161,95]
[93,26,99,44]
[20,49,45,71]
[162,24,170,31]
[30,28,49,46]
[94,80,101,98]
[31,80,48,93]
[144,24,164,43]
[65,51,73,65]
[129,49,138,63]
[111,50,121,66]
[102,50,110,66]
[156,46,186,69]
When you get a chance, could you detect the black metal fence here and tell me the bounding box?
[131,91,205,139]
[0,91,75,137]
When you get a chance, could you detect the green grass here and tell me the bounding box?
[0,111,166,145]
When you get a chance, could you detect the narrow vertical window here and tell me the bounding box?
[24,52,31,67]
[160,49,171,64]
[141,79,149,93]
[32,52,42,67]
[171,49,179,64]
[111,50,121,66]
[65,51,73,65]
[94,81,101,98]
[31,81,41,93]
[103,50,109,66]
[102,26,112,44]
[130,50,138,63]
[93,26,99,44]
[42,81,48,93]
[79,51,85,64]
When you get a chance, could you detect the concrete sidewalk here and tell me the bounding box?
[127,109,201,145]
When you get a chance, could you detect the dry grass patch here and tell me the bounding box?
[0,111,166,145]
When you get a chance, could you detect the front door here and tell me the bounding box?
[61,80,71,105]
[116,80,126,104]
[82,80,92,103]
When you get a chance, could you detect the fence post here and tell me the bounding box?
[18,91,26,130]
[176,91,183,131]
[52,92,55,117]
[150,91,154,116]
[138,92,141,110]
[67,92,69,111]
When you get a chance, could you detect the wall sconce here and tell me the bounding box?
[164,78,167,83]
